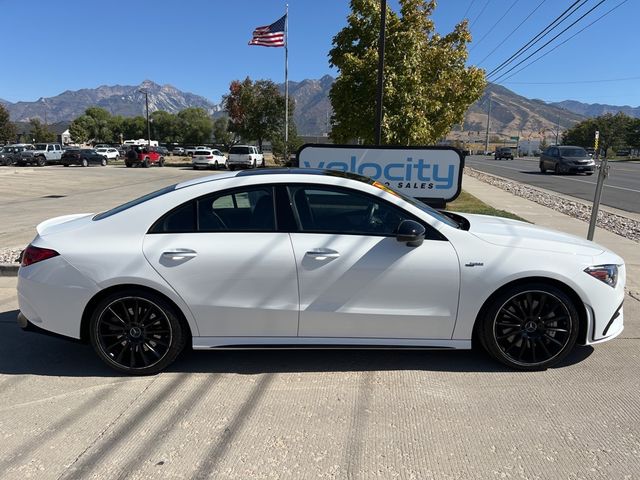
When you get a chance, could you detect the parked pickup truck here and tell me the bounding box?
[185,146,207,157]
[17,143,63,166]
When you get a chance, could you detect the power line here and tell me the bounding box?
[463,0,476,19]
[503,75,640,85]
[477,0,547,67]
[470,0,492,28]
[471,0,521,51]
[486,0,588,78]
[496,0,630,83]
[491,0,608,83]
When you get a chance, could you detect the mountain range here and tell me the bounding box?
[2,78,638,136]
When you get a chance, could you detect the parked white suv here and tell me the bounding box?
[227,145,264,170]
[17,143,63,166]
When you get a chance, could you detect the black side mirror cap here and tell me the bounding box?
[396,220,426,247]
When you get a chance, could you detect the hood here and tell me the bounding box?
[36,213,94,236]
[460,213,604,256]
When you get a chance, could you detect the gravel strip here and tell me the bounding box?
[465,167,640,243]
[0,247,23,264]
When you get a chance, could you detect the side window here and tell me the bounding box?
[149,201,196,233]
[198,186,275,232]
[290,185,410,236]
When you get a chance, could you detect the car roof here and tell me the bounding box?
[175,168,373,190]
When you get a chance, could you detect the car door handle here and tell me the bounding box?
[162,249,197,259]
[306,248,340,259]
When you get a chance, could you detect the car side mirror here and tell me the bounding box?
[396,220,425,247]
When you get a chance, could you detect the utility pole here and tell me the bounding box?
[555,114,560,145]
[484,95,492,154]
[588,131,608,240]
[375,0,387,145]
[138,89,151,147]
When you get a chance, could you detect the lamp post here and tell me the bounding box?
[138,89,151,147]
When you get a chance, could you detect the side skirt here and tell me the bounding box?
[193,337,471,350]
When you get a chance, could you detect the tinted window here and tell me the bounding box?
[290,185,413,236]
[194,150,211,156]
[199,187,275,232]
[35,144,47,150]
[230,147,250,154]
[559,147,587,157]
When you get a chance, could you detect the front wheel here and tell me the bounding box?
[252,159,257,168]
[158,157,165,167]
[89,290,187,375]
[479,283,579,370]
[261,158,266,168]
[554,164,561,175]
[81,159,88,167]
[36,156,46,167]
[125,162,132,168]
[100,158,107,167]
[539,162,546,173]
[143,158,150,168]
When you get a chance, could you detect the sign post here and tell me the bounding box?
[587,130,607,240]
[297,144,464,207]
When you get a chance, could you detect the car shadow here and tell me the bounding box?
[0,309,594,377]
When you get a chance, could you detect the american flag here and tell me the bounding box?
[248,14,286,47]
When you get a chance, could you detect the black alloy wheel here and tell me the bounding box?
[480,284,579,370]
[90,291,186,375]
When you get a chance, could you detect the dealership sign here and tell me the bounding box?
[297,144,464,202]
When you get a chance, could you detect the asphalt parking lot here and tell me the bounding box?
[1,165,639,479]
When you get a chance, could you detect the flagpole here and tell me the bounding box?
[284,3,289,165]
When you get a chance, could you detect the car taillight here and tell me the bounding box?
[206,156,213,159]
[21,245,59,267]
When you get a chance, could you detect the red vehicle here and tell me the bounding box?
[125,146,165,168]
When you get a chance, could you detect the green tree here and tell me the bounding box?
[121,116,147,140]
[223,78,292,151]
[69,115,91,144]
[271,121,303,162]
[84,107,113,143]
[625,117,640,149]
[29,118,56,142]
[177,107,213,144]
[562,113,631,155]
[151,110,181,143]
[329,0,485,145]
[108,115,126,144]
[212,117,235,149]
[0,104,16,143]
[538,137,548,152]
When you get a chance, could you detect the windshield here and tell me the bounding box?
[93,184,178,221]
[560,147,588,157]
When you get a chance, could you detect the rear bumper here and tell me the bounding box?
[17,311,82,342]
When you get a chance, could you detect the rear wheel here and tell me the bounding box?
[539,162,546,173]
[554,164,561,175]
[143,158,150,168]
[214,160,219,170]
[36,156,46,167]
[89,290,187,375]
[63,163,69,167]
[159,157,165,167]
[125,162,132,168]
[479,283,579,370]
[100,158,107,167]
[229,165,235,171]
[81,158,88,167]
[261,158,266,168]
[252,159,257,168]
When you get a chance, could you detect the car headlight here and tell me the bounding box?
[584,264,618,287]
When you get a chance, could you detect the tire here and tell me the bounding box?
[115,155,120,160]
[479,283,580,370]
[261,158,266,168]
[554,163,561,175]
[81,159,88,167]
[252,159,257,168]
[125,162,132,168]
[158,157,165,167]
[228,165,235,171]
[101,158,107,167]
[89,289,187,375]
[214,160,219,170]
[539,162,546,173]
[225,161,229,170]
[36,156,46,167]
[63,163,69,167]
[143,158,150,168]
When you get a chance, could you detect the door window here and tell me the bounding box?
[289,185,415,236]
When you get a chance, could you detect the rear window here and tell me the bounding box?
[93,184,178,221]
[194,150,211,155]
[230,147,250,154]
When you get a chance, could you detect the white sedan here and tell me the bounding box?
[192,149,226,170]
[16,169,625,374]
[95,147,120,160]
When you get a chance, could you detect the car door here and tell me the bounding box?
[288,184,460,340]
[142,185,299,338]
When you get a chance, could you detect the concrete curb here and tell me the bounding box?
[0,263,19,277]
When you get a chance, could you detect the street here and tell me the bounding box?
[465,155,640,214]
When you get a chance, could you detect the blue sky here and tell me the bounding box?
[0,0,637,107]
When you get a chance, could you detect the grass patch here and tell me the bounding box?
[446,190,527,222]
